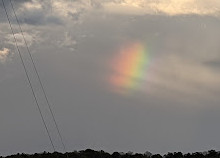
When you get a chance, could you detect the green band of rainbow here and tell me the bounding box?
[110,42,149,94]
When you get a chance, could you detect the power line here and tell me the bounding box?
[9,0,68,155]
[1,0,56,152]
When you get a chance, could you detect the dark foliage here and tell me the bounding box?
[2,150,220,158]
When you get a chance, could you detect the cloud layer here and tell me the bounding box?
[1,0,220,156]
[103,0,220,16]
[47,0,220,21]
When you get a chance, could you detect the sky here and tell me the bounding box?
[1,0,220,156]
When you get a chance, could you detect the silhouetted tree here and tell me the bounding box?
[144,151,152,158]
[151,154,162,158]
[112,152,121,158]
[206,150,218,158]
[2,149,220,158]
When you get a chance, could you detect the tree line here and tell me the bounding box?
[1,149,220,158]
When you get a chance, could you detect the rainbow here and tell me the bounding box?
[110,42,149,94]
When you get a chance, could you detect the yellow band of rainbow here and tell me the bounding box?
[110,42,149,94]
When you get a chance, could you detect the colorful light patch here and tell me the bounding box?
[110,42,149,94]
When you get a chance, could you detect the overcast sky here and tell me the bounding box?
[1,0,220,156]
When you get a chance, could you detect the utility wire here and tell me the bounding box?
[2,0,56,152]
[9,0,68,156]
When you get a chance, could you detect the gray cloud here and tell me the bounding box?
[20,10,63,25]
[0,0,32,19]
[204,60,220,70]
[0,0,62,25]
[0,0,29,7]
